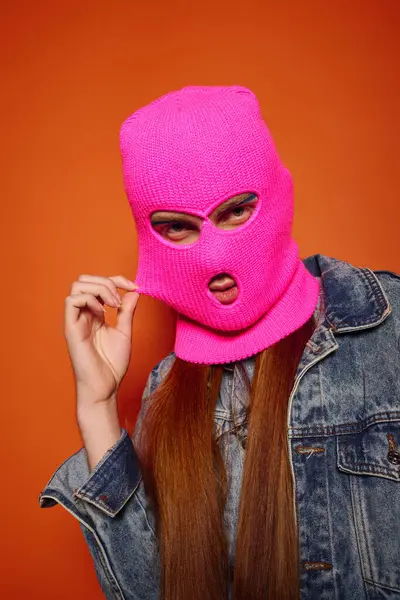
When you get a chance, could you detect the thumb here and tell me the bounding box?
[115,291,140,338]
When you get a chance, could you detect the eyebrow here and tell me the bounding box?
[150,212,201,226]
[212,193,257,216]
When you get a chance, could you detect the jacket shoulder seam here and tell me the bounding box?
[373,269,400,283]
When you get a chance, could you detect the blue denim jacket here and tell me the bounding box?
[38,253,400,600]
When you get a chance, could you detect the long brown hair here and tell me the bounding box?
[136,315,316,599]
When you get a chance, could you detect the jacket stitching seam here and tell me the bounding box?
[134,491,157,539]
[290,413,400,436]
[364,577,400,593]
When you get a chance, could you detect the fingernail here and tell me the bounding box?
[128,280,137,289]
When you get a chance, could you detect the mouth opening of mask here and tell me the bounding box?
[207,272,240,306]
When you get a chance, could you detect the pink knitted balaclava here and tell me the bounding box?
[120,86,320,364]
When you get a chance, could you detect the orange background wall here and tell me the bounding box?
[2,1,399,598]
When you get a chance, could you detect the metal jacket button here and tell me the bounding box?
[387,451,400,465]
[387,433,400,464]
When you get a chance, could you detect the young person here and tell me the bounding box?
[39,86,400,600]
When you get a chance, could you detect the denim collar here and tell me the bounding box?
[302,253,391,333]
[222,253,392,371]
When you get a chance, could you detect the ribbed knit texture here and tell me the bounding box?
[120,85,320,364]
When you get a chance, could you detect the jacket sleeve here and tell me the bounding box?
[38,354,175,598]
[37,353,179,514]
[36,352,167,516]
[38,426,141,517]
[38,425,143,600]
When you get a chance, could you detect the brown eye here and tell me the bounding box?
[161,222,191,239]
[151,220,200,244]
[170,222,184,232]
[217,203,255,228]
[150,211,203,245]
[232,206,245,217]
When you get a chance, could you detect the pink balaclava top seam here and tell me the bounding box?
[120,85,320,364]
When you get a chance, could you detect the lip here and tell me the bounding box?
[211,285,238,304]
[208,274,238,305]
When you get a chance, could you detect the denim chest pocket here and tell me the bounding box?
[336,419,400,594]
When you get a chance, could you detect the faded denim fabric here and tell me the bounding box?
[38,254,400,600]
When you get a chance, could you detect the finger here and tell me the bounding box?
[114,291,140,338]
[108,275,139,292]
[75,275,125,304]
[71,281,121,308]
[77,274,138,301]
[64,293,107,331]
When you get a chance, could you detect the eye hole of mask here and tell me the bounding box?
[150,193,259,246]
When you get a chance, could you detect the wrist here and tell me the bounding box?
[76,400,122,472]
[76,384,118,406]
[77,393,118,421]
